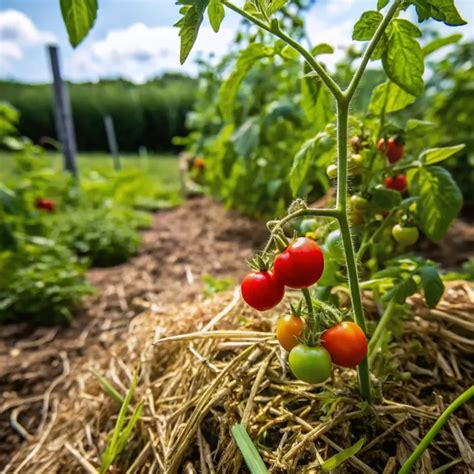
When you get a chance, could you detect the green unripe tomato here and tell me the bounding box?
[350,153,364,166]
[288,344,332,384]
[350,194,369,211]
[326,164,337,180]
[318,246,340,286]
[325,229,346,265]
[392,224,419,246]
[299,218,317,236]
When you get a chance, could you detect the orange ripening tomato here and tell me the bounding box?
[276,314,305,352]
[193,157,206,169]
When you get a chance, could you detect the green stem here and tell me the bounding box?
[302,288,319,345]
[367,299,397,366]
[221,0,344,102]
[398,386,474,474]
[345,0,402,101]
[356,210,396,261]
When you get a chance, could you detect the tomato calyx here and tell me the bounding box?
[247,254,272,272]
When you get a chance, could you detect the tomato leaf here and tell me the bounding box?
[422,33,462,56]
[383,276,418,304]
[60,0,98,47]
[414,0,467,26]
[175,0,210,64]
[290,135,319,196]
[377,0,390,10]
[321,437,366,472]
[208,0,225,32]
[405,119,436,136]
[408,166,463,241]
[420,145,465,165]
[301,62,333,126]
[219,43,274,121]
[268,0,288,14]
[369,81,416,114]
[353,11,383,41]
[371,186,402,210]
[419,265,444,308]
[231,117,261,158]
[312,43,334,56]
[382,19,424,96]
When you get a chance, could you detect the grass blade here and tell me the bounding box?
[321,437,365,472]
[91,369,124,404]
[231,423,268,474]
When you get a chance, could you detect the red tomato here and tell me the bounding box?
[321,321,367,368]
[35,198,56,213]
[378,137,404,163]
[276,314,305,352]
[384,175,407,193]
[273,237,324,289]
[241,271,284,311]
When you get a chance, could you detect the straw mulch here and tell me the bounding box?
[4,281,474,473]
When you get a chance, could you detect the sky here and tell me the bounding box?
[0,0,473,84]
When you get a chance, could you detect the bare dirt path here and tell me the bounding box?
[0,197,267,467]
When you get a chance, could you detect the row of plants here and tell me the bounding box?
[0,102,173,324]
[0,74,197,152]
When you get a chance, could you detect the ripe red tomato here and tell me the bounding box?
[288,344,332,384]
[241,271,284,311]
[384,175,407,193]
[273,237,324,289]
[378,137,404,163]
[276,314,305,352]
[35,198,56,213]
[321,321,367,368]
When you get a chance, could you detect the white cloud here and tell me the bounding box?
[66,23,234,83]
[0,9,56,69]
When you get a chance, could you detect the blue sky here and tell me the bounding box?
[1,0,473,83]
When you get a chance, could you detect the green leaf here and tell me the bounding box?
[301,62,333,126]
[383,276,418,304]
[280,44,300,59]
[60,0,98,47]
[268,0,288,14]
[231,118,261,158]
[353,11,383,41]
[0,183,18,213]
[371,32,388,60]
[415,0,467,26]
[311,43,334,56]
[408,166,463,240]
[422,33,462,56]
[175,0,210,64]
[369,81,416,115]
[219,43,274,121]
[290,135,320,196]
[377,0,390,9]
[371,186,402,210]
[231,424,268,474]
[421,145,465,165]
[208,0,225,32]
[419,265,444,308]
[91,369,124,404]
[406,119,436,136]
[382,19,424,96]
[321,438,366,472]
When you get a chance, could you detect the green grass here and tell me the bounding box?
[0,152,180,194]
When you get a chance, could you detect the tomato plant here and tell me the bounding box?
[377,137,404,163]
[276,313,305,352]
[325,229,345,265]
[392,224,419,247]
[384,175,407,193]
[240,270,284,311]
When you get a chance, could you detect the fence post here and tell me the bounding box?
[104,115,121,171]
[47,44,78,177]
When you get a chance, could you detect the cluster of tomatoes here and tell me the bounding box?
[35,197,56,213]
[241,236,368,384]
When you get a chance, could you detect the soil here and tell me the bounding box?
[0,196,472,469]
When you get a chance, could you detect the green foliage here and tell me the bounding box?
[320,438,366,472]
[60,0,98,47]
[202,274,236,297]
[0,76,197,153]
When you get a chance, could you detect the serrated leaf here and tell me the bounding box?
[419,265,444,308]
[382,19,424,96]
[353,11,383,41]
[208,0,225,32]
[60,0,98,47]
[421,145,465,165]
[176,0,209,64]
[369,81,416,115]
[290,135,319,196]
[422,33,462,56]
[219,43,274,121]
[321,438,366,472]
[408,166,462,240]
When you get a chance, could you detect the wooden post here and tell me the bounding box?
[104,115,121,171]
[47,44,78,177]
